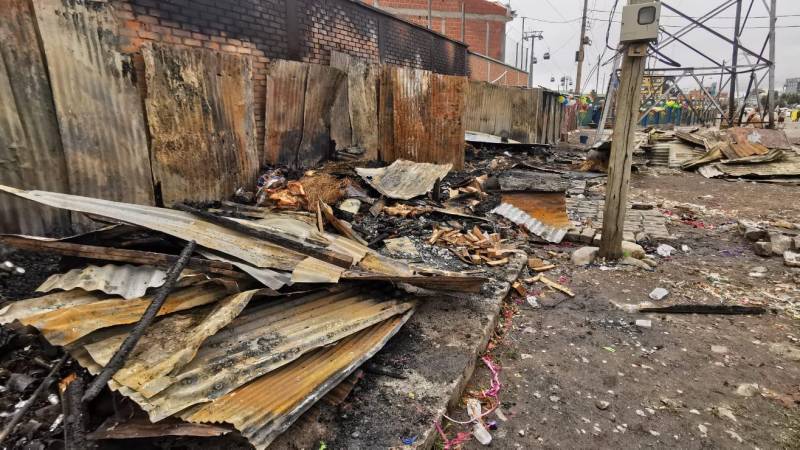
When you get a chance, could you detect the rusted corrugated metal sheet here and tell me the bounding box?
[331,51,379,160]
[13,284,231,346]
[0,289,97,325]
[264,61,345,168]
[712,151,800,177]
[112,289,416,421]
[491,193,570,244]
[464,82,553,144]
[356,160,452,200]
[0,185,308,271]
[181,310,414,450]
[727,127,792,150]
[265,60,307,166]
[142,44,259,206]
[83,290,256,399]
[0,0,70,235]
[379,66,466,169]
[32,0,154,211]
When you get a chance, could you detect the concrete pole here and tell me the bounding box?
[598,42,649,260]
[767,0,776,128]
[461,1,466,42]
[728,0,742,126]
[520,17,525,70]
[574,0,590,95]
[428,0,432,28]
[528,33,536,87]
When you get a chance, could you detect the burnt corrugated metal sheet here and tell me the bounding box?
[142,44,258,206]
[379,66,466,169]
[264,61,345,168]
[37,264,172,300]
[0,185,308,271]
[297,65,346,167]
[112,288,416,421]
[331,51,379,160]
[181,310,414,450]
[356,160,452,200]
[83,290,256,399]
[265,60,306,166]
[32,0,154,211]
[0,0,70,235]
[0,289,98,325]
[15,284,232,346]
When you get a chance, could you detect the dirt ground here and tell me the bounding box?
[450,170,800,449]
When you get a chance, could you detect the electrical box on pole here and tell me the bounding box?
[620,1,661,43]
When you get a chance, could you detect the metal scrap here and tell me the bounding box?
[36,264,201,300]
[180,311,414,450]
[726,127,792,150]
[356,160,452,200]
[491,194,570,244]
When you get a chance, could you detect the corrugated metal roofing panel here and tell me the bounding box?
[290,257,344,283]
[0,185,306,271]
[198,250,291,291]
[0,289,98,325]
[727,127,792,150]
[181,310,414,450]
[379,67,465,169]
[37,264,171,300]
[83,290,257,400]
[17,284,231,346]
[331,51,379,160]
[713,151,800,177]
[142,44,259,206]
[0,0,70,235]
[491,201,568,243]
[115,288,415,421]
[264,60,307,167]
[32,0,154,212]
[356,160,452,200]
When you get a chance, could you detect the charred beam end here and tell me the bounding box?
[174,203,353,268]
[62,377,86,450]
[0,354,68,445]
[81,241,197,404]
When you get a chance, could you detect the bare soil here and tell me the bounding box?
[451,170,800,450]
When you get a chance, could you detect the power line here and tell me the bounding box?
[542,0,569,21]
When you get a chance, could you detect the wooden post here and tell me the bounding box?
[598,43,648,260]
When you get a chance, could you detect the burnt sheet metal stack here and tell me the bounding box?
[0,185,485,449]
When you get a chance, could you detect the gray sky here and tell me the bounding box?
[503,0,800,94]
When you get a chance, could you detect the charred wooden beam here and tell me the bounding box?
[82,241,197,404]
[0,236,245,279]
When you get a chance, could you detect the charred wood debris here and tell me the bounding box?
[0,141,603,449]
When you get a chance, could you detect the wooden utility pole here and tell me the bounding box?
[574,0,590,95]
[598,42,649,259]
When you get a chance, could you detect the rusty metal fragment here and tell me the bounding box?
[492,193,571,243]
[727,127,792,150]
[356,160,452,200]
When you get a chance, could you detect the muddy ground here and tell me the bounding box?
[451,170,800,449]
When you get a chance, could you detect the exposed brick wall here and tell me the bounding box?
[112,0,467,158]
[362,0,509,61]
[468,52,527,87]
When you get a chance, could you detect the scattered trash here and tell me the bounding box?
[649,287,669,301]
[635,319,652,329]
[656,244,676,257]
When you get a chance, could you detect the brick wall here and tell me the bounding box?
[113,0,468,156]
[468,52,527,87]
[362,0,509,60]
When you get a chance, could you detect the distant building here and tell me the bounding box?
[785,77,800,94]
[361,0,513,61]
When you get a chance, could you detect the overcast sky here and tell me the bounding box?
[503,0,800,95]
